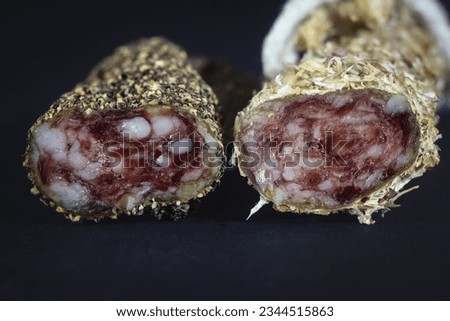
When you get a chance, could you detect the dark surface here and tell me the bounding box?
[1,0,450,300]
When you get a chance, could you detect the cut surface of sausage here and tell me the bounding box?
[236,90,419,209]
[30,106,221,214]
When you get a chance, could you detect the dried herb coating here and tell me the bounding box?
[235,0,446,223]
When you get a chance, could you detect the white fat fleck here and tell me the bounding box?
[271,170,281,181]
[342,112,377,125]
[364,170,383,189]
[297,190,316,200]
[342,112,377,124]
[52,151,67,162]
[360,114,378,122]
[313,125,321,140]
[280,144,294,156]
[285,183,318,202]
[151,116,174,137]
[66,134,102,179]
[48,181,89,210]
[286,122,302,136]
[125,196,137,211]
[358,172,370,181]
[119,117,151,139]
[342,115,361,125]
[170,138,192,155]
[272,188,287,205]
[76,162,102,181]
[135,184,151,198]
[34,123,66,152]
[367,145,384,158]
[332,95,351,108]
[318,179,333,191]
[395,154,408,169]
[155,155,169,167]
[68,141,88,170]
[282,167,296,181]
[119,184,151,211]
[385,95,409,114]
[123,184,152,210]
[34,122,67,161]
[321,195,339,206]
[172,117,183,129]
[181,168,204,182]
[286,182,300,195]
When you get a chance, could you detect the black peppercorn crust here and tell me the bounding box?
[189,57,261,143]
[24,37,225,222]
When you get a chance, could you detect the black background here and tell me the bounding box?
[1,0,450,300]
